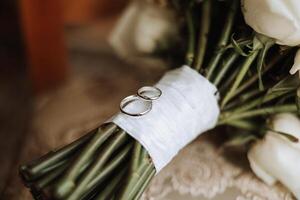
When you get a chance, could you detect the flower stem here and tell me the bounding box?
[117,161,148,200]
[117,147,153,200]
[185,7,195,66]
[21,156,69,185]
[53,123,117,198]
[127,163,155,199]
[32,162,70,191]
[213,51,239,86]
[131,142,142,171]
[83,143,133,196]
[140,146,149,163]
[206,0,238,80]
[232,50,288,98]
[31,152,98,198]
[225,120,258,131]
[117,162,154,200]
[221,49,259,108]
[223,88,264,110]
[219,66,240,93]
[63,130,128,200]
[230,90,291,113]
[219,104,297,124]
[95,168,127,200]
[133,168,155,200]
[194,0,211,71]
[19,129,96,182]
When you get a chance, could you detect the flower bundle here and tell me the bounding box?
[248,113,300,199]
[20,0,300,199]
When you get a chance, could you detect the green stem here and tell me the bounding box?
[219,65,240,93]
[32,161,70,191]
[185,7,195,66]
[222,38,253,53]
[117,161,154,200]
[232,51,288,98]
[117,160,149,200]
[206,0,238,79]
[83,143,133,195]
[131,142,142,172]
[194,0,211,71]
[223,88,263,110]
[225,120,259,131]
[230,91,290,113]
[221,50,259,108]
[127,164,155,200]
[133,169,155,200]
[95,168,127,200]
[213,51,239,86]
[219,104,297,124]
[54,123,117,198]
[31,153,97,198]
[33,154,100,200]
[19,129,96,182]
[21,156,70,185]
[63,130,128,200]
[139,147,149,164]
[112,144,147,200]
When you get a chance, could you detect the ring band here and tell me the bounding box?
[137,86,162,101]
[120,95,152,117]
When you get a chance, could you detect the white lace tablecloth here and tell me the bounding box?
[142,133,295,200]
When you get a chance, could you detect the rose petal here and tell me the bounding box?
[290,49,300,75]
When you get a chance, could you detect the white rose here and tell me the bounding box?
[242,0,300,76]
[242,0,300,46]
[290,49,300,77]
[109,0,180,67]
[248,113,300,199]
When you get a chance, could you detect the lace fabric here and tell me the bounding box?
[142,133,295,200]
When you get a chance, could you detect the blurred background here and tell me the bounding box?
[0,0,167,199]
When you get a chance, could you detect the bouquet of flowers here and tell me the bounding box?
[20,0,300,199]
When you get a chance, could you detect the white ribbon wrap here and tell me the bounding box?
[112,66,220,172]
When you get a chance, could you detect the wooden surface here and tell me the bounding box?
[20,0,68,93]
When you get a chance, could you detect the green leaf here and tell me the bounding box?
[267,74,300,93]
[230,34,253,56]
[255,35,275,91]
[221,38,252,52]
[262,75,300,106]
